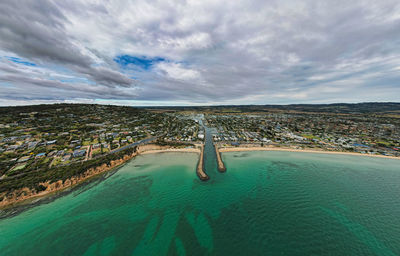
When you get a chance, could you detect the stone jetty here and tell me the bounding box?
[196,144,209,181]
[215,145,226,172]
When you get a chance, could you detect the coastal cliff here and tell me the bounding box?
[0,152,138,209]
[0,144,203,209]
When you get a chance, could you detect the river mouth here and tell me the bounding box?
[202,126,218,177]
[201,123,226,181]
[1,152,400,255]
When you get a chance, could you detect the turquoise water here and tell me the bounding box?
[1,151,400,255]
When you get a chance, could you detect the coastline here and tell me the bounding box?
[3,144,397,211]
[0,144,200,210]
[0,165,123,219]
[218,146,400,160]
[0,152,138,210]
[137,143,201,155]
[140,148,200,155]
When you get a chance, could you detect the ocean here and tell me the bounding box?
[0,151,399,255]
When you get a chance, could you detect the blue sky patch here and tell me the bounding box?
[7,56,36,66]
[114,55,165,70]
[0,82,14,88]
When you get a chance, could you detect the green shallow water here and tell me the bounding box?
[1,151,400,255]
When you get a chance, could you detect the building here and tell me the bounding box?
[18,155,32,162]
[73,149,86,158]
[46,140,57,145]
[35,152,46,159]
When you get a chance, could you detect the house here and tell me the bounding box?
[73,149,86,158]
[92,143,101,149]
[62,154,71,161]
[18,155,32,162]
[36,152,46,159]
[28,141,39,149]
[7,145,19,151]
[48,150,58,157]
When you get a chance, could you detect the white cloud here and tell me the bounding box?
[156,62,201,81]
[1,0,400,105]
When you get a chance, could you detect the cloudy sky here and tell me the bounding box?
[1,0,400,106]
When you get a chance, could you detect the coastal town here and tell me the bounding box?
[0,104,200,180]
[0,103,399,207]
[205,111,400,157]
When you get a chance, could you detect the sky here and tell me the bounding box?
[0,0,400,106]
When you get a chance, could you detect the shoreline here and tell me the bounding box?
[0,166,123,219]
[218,146,400,160]
[3,144,397,211]
[0,152,138,210]
[140,147,200,155]
[0,144,200,211]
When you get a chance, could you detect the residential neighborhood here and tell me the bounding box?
[204,111,400,156]
[0,103,399,192]
[0,104,201,181]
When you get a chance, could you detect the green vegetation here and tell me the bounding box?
[1,103,399,201]
[0,146,136,195]
[0,104,201,197]
[301,134,320,140]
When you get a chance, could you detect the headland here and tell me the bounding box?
[0,143,202,209]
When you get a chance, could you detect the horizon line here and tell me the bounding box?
[1,101,400,108]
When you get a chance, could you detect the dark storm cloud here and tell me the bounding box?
[0,62,137,101]
[0,0,133,88]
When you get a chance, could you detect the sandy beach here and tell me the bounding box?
[0,145,200,209]
[219,146,400,160]
[137,143,209,180]
[140,148,200,154]
[138,144,201,155]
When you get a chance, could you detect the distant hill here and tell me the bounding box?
[248,102,400,114]
[1,102,400,115]
[146,102,400,115]
[0,103,141,116]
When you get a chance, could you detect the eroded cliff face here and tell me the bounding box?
[0,152,137,208]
